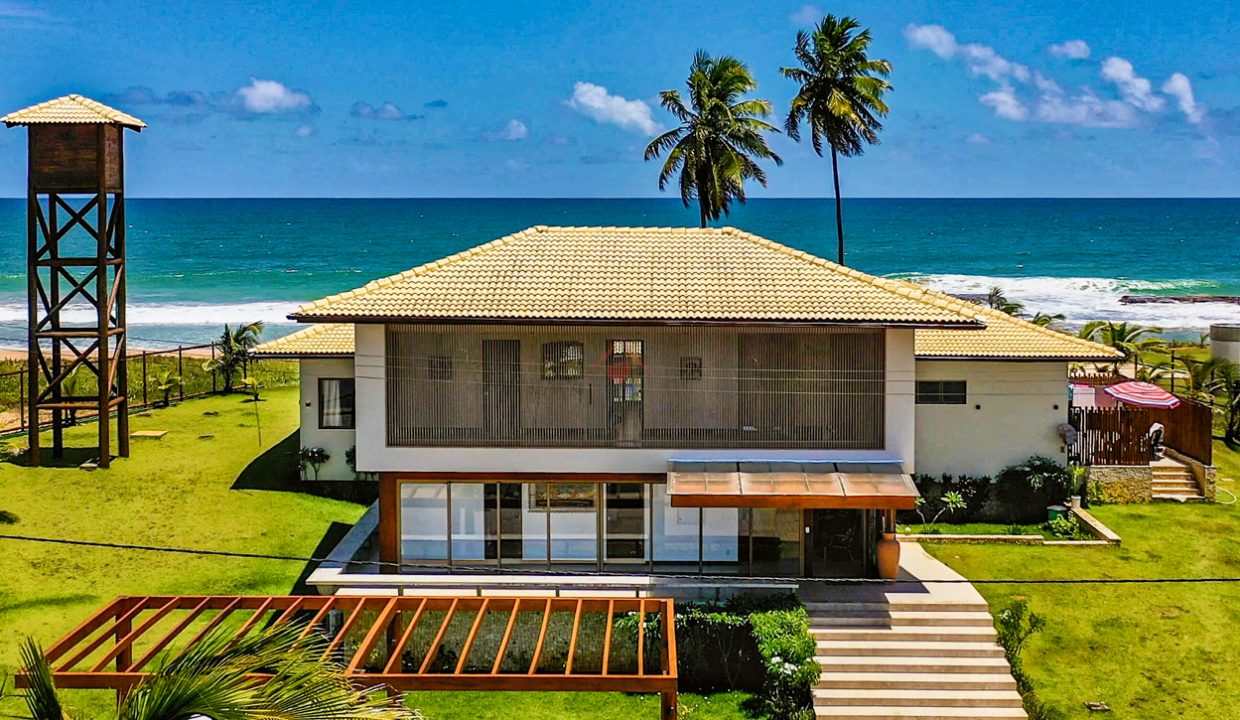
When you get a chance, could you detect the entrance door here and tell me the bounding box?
[804,510,865,577]
[607,340,643,446]
[483,340,520,439]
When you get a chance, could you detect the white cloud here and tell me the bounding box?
[295,125,314,138]
[501,119,527,141]
[1100,57,1164,112]
[1048,40,1091,60]
[1162,72,1204,124]
[567,82,660,135]
[351,101,421,121]
[235,78,314,114]
[904,24,958,59]
[903,24,1027,82]
[980,86,1028,120]
[1034,88,1140,128]
[789,4,822,24]
[965,132,991,144]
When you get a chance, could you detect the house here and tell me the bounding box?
[255,225,1119,591]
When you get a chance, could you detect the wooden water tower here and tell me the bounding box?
[2,95,145,467]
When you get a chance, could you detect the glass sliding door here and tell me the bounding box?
[651,484,700,567]
[399,483,449,563]
[546,483,598,563]
[605,483,647,564]
[450,483,498,563]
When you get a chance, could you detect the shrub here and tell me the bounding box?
[298,446,331,480]
[995,600,1061,719]
[907,457,1073,525]
[750,607,820,720]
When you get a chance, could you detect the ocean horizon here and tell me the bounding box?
[2,197,1237,349]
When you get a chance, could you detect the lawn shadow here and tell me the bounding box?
[4,446,106,469]
[288,521,353,595]
[233,429,377,505]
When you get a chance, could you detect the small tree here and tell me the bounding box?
[913,490,965,531]
[203,321,264,393]
[153,369,182,408]
[300,446,331,480]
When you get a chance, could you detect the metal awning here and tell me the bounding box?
[667,461,919,509]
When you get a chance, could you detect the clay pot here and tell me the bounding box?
[876,532,900,579]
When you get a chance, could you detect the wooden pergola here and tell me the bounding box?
[23,595,679,719]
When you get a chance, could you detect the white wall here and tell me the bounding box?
[914,360,1069,478]
[355,323,914,473]
[299,357,357,481]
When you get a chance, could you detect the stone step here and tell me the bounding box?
[815,688,1024,709]
[815,706,1027,719]
[810,611,996,628]
[819,672,1017,691]
[806,601,991,614]
[1152,493,1206,502]
[1151,480,1199,488]
[818,641,1007,658]
[817,655,1014,674]
[812,626,997,643]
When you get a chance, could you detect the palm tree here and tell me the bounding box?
[781,15,892,266]
[1031,312,1066,329]
[18,621,418,720]
[645,51,782,227]
[203,321,264,393]
[1080,321,1164,374]
[983,286,1025,317]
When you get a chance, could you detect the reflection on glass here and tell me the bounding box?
[520,483,549,561]
[652,484,698,563]
[400,483,448,562]
[450,483,497,561]
[748,508,801,576]
[702,507,740,565]
[605,483,646,561]
[549,484,598,562]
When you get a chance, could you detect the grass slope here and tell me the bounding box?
[0,387,366,716]
[406,691,754,720]
[925,442,1240,719]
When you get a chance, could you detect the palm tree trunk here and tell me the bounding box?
[699,200,707,228]
[831,147,845,265]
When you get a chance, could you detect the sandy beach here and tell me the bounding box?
[0,345,216,362]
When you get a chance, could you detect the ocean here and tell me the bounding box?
[0,198,1237,349]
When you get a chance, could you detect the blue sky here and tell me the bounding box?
[0,0,1237,197]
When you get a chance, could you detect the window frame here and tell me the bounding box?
[915,380,968,405]
[427,355,453,380]
[318,377,357,429]
[541,340,585,380]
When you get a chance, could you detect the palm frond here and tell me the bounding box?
[20,639,67,720]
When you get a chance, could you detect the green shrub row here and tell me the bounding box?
[903,456,1074,525]
[675,593,819,720]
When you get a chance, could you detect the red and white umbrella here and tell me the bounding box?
[1103,381,1181,409]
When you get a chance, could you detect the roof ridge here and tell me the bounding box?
[2,93,146,129]
[720,227,985,324]
[293,226,541,314]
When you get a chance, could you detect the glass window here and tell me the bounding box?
[542,341,584,379]
[519,483,549,561]
[318,378,355,428]
[651,484,699,564]
[702,508,740,565]
[916,380,967,405]
[450,483,497,562]
[427,355,452,380]
[679,356,703,381]
[605,483,647,562]
[548,484,598,562]
[746,508,802,576]
[399,483,448,562]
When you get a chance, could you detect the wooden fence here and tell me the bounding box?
[1069,400,1214,466]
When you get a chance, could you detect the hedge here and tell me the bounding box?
[902,456,1074,525]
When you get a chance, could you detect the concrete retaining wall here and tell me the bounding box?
[1165,447,1217,501]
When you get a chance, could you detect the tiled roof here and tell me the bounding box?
[292,226,984,326]
[259,315,1121,361]
[254,323,354,357]
[913,297,1123,360]
[2,94,146,129]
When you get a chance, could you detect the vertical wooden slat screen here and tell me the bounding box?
[387,324,885,449]
[1070,400,1213,466]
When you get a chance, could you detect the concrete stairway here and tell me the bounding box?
[1151,457,1203,501]
[806,544,1027,720]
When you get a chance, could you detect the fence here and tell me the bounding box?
[0,344,299,436]
[1069,399,1214,466]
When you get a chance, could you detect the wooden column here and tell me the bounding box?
[378,473,400,573]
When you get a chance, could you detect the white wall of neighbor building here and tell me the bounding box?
[354,323,912,473]
[299,357,357,481]
[914,360,1070,478]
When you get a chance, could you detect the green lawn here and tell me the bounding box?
[898,522,1053,538]
[924,441,1240,720]
[0,388,754,720]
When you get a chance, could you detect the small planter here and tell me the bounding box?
[1047,504,1068,522]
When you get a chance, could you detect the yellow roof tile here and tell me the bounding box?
[291,226,985,326]
[2,94,145,129]
[254,323,354,357]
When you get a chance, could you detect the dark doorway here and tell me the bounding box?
[607,340,643,446]
[804,510,868,577]
[483,340,520,439]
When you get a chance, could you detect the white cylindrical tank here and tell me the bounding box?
[1210,324,1240,364]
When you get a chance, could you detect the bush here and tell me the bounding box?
[995,600,1063,719]
[903,457,1073,525]
[676,593,818,720]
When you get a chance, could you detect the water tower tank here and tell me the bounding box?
[1211,324,1240,364]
